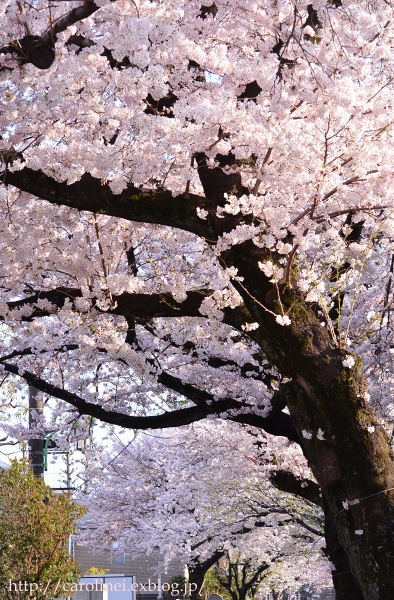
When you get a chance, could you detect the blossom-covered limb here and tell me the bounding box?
[0,361,244,429]
[0,1,112,70]
[42,1,115,45]
[3,287,219,320]
[3,166,210,238]
[270,470,322,508]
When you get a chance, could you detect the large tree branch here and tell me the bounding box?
[2,282,301,442]
[0,345,299,441]
[0,2,113,70]
[42,1,114,45]
[270,469,322,507]
[5,282,273,351]
[194,152,249,200]
[3,285,253,338]
[157,370,299,442]
[0,35,55,70]
[232,410,299,443]
[2,166,210,238]
[4,287,215,320]
[0,362,244,429]
[2,153,248,243]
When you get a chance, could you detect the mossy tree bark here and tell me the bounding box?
[323,498,364,600]
[220,240,394,600]
[270,472,364,599]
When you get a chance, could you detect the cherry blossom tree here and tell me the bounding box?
[1,1,394,598]
[78,421,332,595]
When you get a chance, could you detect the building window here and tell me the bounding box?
[111,540,125,565]
[112,553,125,565]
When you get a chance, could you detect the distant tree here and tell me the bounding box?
[199,567,231,600]
[80,421,330,596]
[0,460,85,600]
[213,553,269,600]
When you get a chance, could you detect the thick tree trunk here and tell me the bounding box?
[270,474,363,599]
[220,240,394,599]
[323,498,364,600]
[282,340,394,600]
[188,552,225,600]
[187,563,208,600]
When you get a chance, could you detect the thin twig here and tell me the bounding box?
[284,244,299,288]
[253,147,273,194]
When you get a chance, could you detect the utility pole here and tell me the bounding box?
[28,385,44,477]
